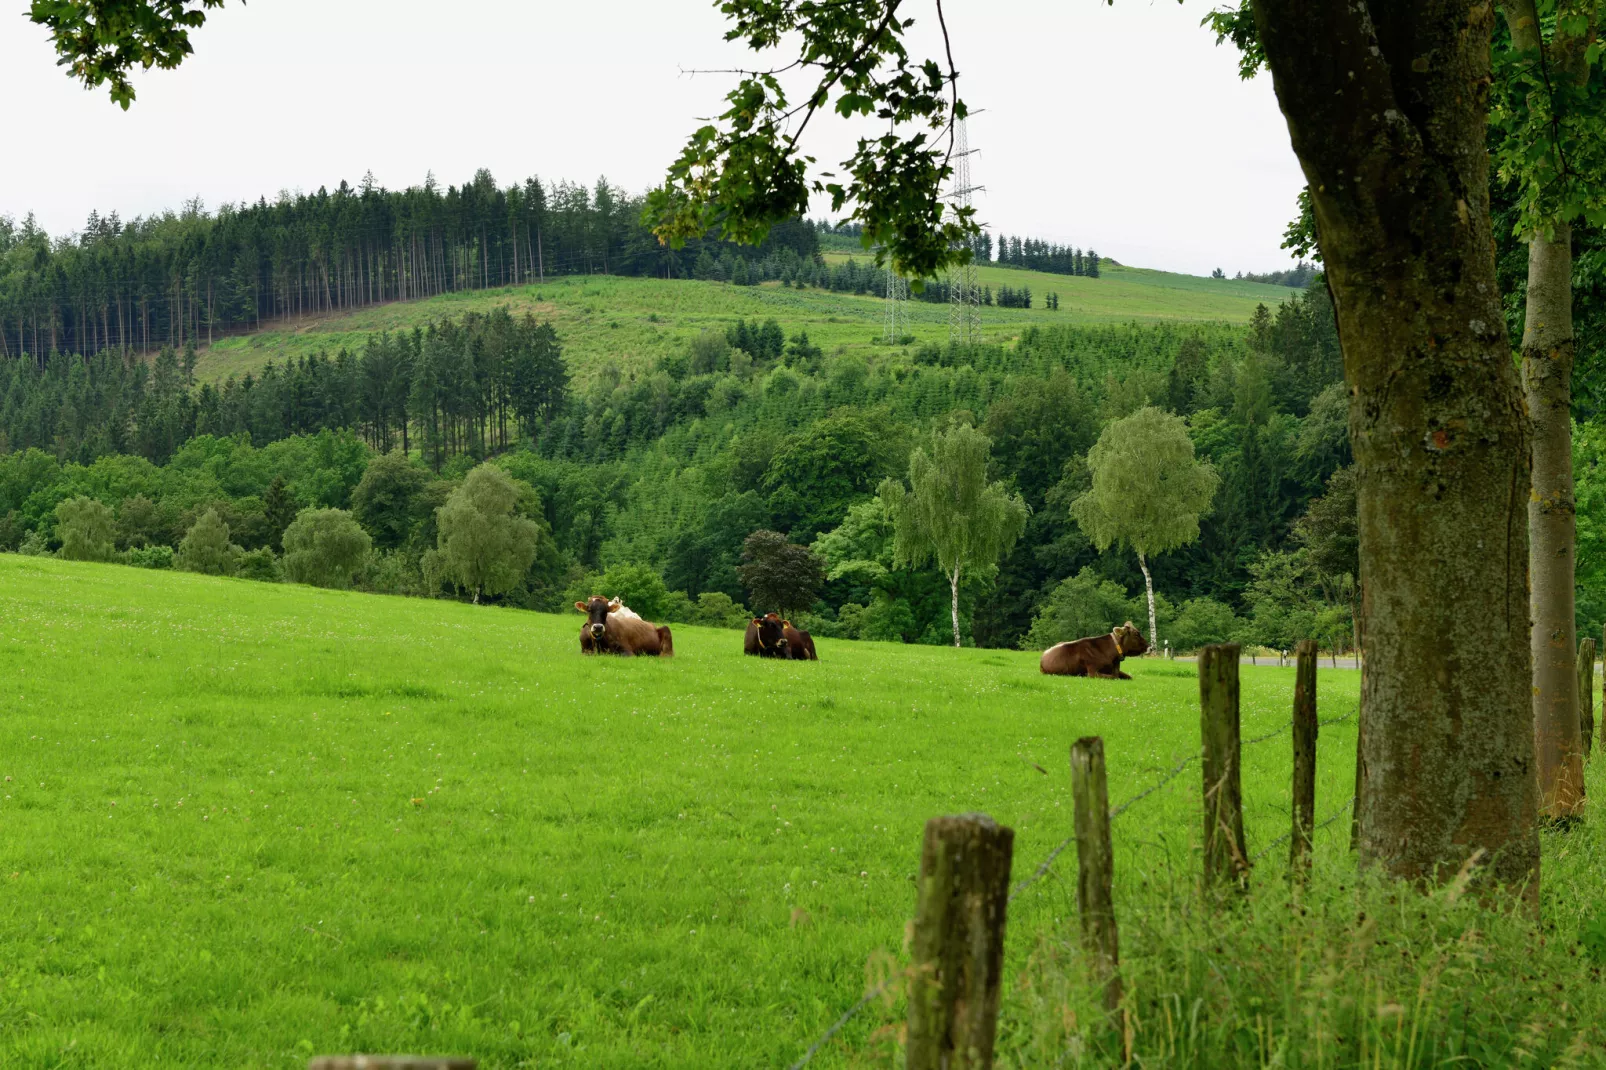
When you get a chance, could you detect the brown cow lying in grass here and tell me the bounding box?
[782,620,818,661]
[1040,621,1148,678]
[744,613,790,658]
[575,596,673,656]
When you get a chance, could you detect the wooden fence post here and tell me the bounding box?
[1350,702,1366,853]
[906,814,1013,1070]
[305,1053,468,1060]
[1579,637,1596,764]
[1070,737,1122,1013]
[1199,644,1248,896]
[1290,640,1318,876]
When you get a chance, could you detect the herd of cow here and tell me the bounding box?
[574,594,1147,678]
[573,597,817,660]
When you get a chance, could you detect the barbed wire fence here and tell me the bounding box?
[787,682,1364,1068]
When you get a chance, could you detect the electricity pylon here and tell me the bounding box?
[947,117,983,347]
[883,262,909,344]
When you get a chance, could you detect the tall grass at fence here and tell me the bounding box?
[806,712,1606,1069]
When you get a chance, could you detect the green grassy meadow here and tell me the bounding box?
[1,554,1365,1067]
[194,264,1296,388]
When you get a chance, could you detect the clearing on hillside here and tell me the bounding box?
[194,265,1299,386]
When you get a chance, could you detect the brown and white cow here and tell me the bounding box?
[576,596,674,656]
[1039,621,1148,678]
[744,613,790,658]
[782,620,818,661]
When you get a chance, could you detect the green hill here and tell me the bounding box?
[195,263,1298,386]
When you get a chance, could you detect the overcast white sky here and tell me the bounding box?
[0,0,1306,277]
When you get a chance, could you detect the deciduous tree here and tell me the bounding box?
[737,530,825,619]
[1492,0,1605,821]
[1250,0,1542,893]
[29,0,229,109]
[350,451,429,551]
[1071,407,1218,649]
[436,464,541,604]
[177,506,235,576]
[282,508,371,589]
[880,422,1027,647]
[54,495,115,561]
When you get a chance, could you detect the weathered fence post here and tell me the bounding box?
[1070,737,1123,1013]
[1579,637,1596,763]
[1199,644,1248,895]
[1350,703,1366,853]
[305,1053,468,1060]
[1290,639,1318,876]
[906,814,1013,1070]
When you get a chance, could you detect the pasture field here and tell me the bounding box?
[193,263,1296,387]
[4,555,1605,1067]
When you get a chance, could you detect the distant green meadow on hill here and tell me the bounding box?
[194,262,1297,387]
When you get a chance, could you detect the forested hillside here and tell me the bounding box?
[0,168,1293,364]
[7,171,1600,653]
[0,272,1394,651]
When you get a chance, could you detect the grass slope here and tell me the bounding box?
[0,555,1362,1068]
[194,264,1296,387]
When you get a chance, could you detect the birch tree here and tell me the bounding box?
[1070,407,1218,648]
[436,464,541,604]
[880,423,1026,648]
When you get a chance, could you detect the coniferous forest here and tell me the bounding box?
[0,171,820,358]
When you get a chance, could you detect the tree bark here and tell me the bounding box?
[1137,551,1156,650]
[1252,0,1539,896]
[1523,227,1584,820]
[950,565,962,648]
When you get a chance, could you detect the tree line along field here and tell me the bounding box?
[191,263,1297,388]
[9,555,1606,1066]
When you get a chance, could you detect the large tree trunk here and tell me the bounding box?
[1523,227,1584,820]
[1137,551,1157,651]
[1253,1,1539,896]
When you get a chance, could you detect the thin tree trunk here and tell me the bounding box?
[1496,0,1595,822]
[1254,1,1539,897]
[950,565,962,648]
[1523,226,1584,820]
[1137,551,1156,650]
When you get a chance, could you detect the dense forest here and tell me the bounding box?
[6,272,1605,651]
[0,169,1121,366]
[0,267,1418,652]
[0,171,821,359]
